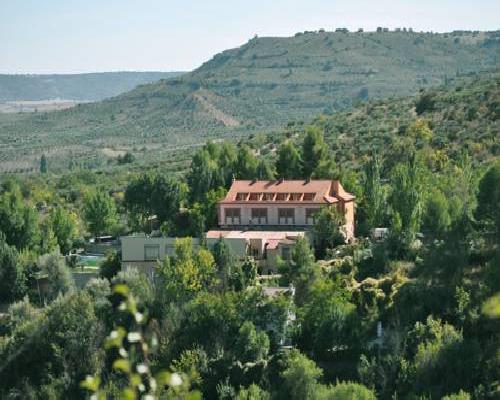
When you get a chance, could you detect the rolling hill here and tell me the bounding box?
[0,71,185,102]
[0,29,499,172]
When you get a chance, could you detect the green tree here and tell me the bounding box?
[124,173,186,231]
[0,234,26,302]
[313,207,345,258]
[38,252,75,300]
[423,189,451,235]
[441,390,471,400]
[99,250,121,280]
[40,154,48,174]
[276,140,302,179]
[212,237,235,288]
[256,159,275,180]
[83,189,118,241]
[476,160,500,235]
[159,238,217,301]
[389,153,425,250]
[281,350,322,400]
[298,279,359,357]
[0,181,40,250]
[234,145,259,179]
[236,384,270,400]
[317,382,376,400]
[363,153,385,229]
[39,218,58,254]
[218,142,238,186]
[302,126,327,178]
[233,321,270,363]
[50,206,79,254]
[188,148,219,203]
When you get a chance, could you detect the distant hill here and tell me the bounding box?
[0,30,499,171]
[0,71,185,102]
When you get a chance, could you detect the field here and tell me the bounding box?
[0,30,498,173]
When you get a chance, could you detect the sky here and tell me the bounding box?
[0,0,499,74]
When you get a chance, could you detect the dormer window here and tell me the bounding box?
[236,192,248,201]
[262,193,274,201]
[249,193,260,201]
[276,193,288,201]
[303,193,315,201]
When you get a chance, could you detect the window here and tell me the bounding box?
[276,193,288,201]
[251,208,268,224]
[249,193,260,201]
[236,193,248,201]
[144,245,160,261]
[225,208,241,225]
[289,193,302,201]
[281,246,291,261]
[303,193,315,201]
[306,208,320,225]
[278,208,295,225]
[165,244,175,256]
[262,193,274,201]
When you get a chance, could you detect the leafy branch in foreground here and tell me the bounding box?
[81,283,200,400]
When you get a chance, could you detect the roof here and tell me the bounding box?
[220,179,354,204]
[206,230,305,240]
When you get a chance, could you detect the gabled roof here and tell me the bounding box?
[219,179,354,204]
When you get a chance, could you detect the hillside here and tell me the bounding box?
[0,71,184,102]
[0,30,499,172]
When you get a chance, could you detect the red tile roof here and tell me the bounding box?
[206,230,305,240]
[220,179,354,204]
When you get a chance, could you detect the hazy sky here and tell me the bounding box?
[1,0,498,74]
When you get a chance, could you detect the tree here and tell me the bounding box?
[281,350,322,400]
[212,237,235,288]
[40,154,48,174]
[39,218,58,254]
[233,321,270,363]
[256,159,275,180]
[298,279,359,357]
[389,153,425,250]
[317,382,376,400]
[83,189,117,240]
[99,250,121,280]
[188,148,219,203]
[234,145,259,179]
[38,253,75,300]
[124,173,186,232]
[313,207,345,258]
[302,126,327,178]
[363,153,385,229]
[236,384,270,400]
[0,234,26,302]
[476,160,500,235]
[50,206,79,254]
[423,189,451,235]
[0,181,40,250]
[276,140,302,179]
[218,142,238,186]
[441,390,471,400]
[158,238,217,301]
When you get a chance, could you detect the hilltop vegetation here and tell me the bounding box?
[0,71,184,102]
[0,30,498,171]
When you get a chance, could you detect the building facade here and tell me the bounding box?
[217,179,355,240]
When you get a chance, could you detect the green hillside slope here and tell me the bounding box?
[0,71,184,101]
[0,30,498,172]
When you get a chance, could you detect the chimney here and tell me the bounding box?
[332,180,340,196]
[251,178,257,184]
[278,177,284,184]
